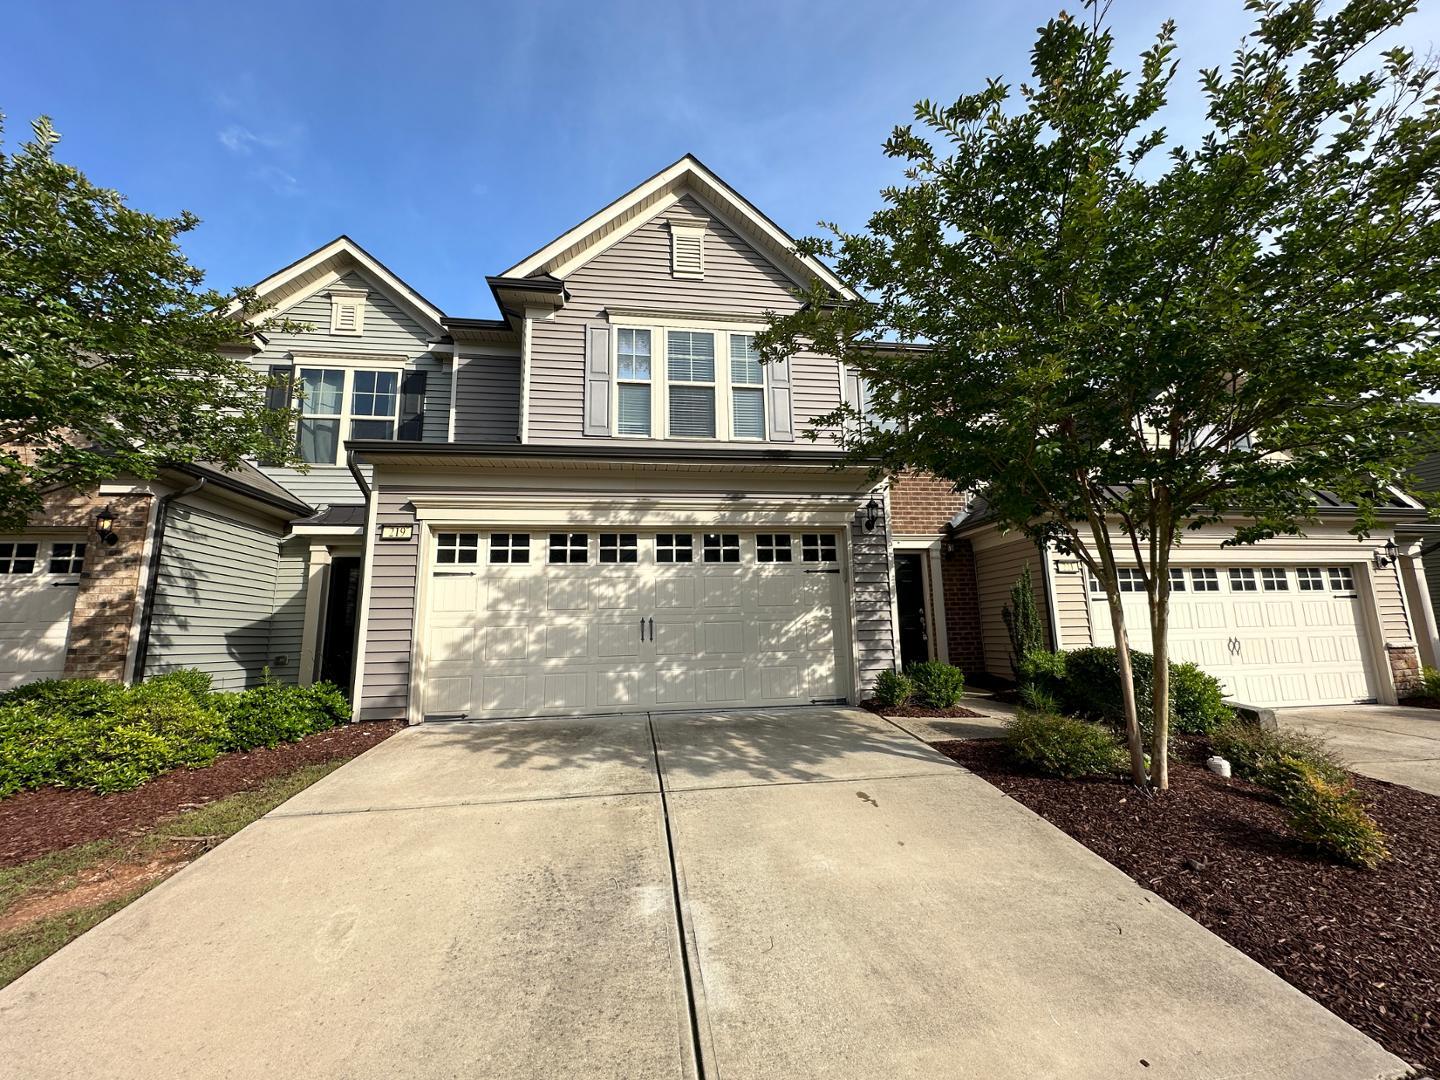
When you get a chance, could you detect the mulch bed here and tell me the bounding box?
[0,721,404,868]
[933,737,1439,1075]
[1400,696,1440,710]
[861,701,984,719]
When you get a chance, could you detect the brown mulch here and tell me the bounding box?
[1400,696,1440,710]
[861,701,984,719]
[0,721,404,868]
[932,738,1439,1074]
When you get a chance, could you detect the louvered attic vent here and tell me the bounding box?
[670,225,705,278]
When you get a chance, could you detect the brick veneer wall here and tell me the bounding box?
[1388,643,1422,698]
[889,473,968,535]
[941,538,985,672]
[24,488,154,681]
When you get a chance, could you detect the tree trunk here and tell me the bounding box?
[1107,590,1149,787]
[1149,543,1171,791]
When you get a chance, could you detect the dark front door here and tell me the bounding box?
[319,557,361,692]
[894,552,931,669]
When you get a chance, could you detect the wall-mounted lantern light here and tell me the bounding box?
[1372,538,1399,570]
[95,505,118,546]
[864,496,881,533]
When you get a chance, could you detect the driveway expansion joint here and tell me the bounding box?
[262,785,663,819]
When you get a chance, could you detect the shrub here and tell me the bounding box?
[907,661,965,708]
[1017,649,1067,695]
[214,682,351,752]
[1211,720,1348,787]
[1419,665,1440,699]
[871,669,914,708]
[145,667,213,703]
[120,680,227,769]
[1002,567,1045,674]
[1061,647,1230,738]
[0,677,127,718]
[1264,757,1389,869]
[1005,711,1125,779]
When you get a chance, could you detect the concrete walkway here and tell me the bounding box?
[1277,703,1440,796]
[0,709,1409,1080]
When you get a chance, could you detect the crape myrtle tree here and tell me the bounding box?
[0,116,300,530]
[756,0,1440,790]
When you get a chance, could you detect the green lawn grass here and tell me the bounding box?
[0,760,347,990]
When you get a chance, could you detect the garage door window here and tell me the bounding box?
[0,543,38,574]
[756,534,793,563]
[49,543,86,574]
[1191,568,1220,591]
[1229,568,1258,591]
[548,533,588,563]
[1168,568,1186,591]
[1328,566,1356,593]
[801,534,837,562]
[489,534,530,564]
[703,533,740,563]
[436,533,480,564]
[1117,568,1145,592]
[1297,567,1325,590]
[1261,568,1288,591]
[655,534,693,563]
[599,533,638,563]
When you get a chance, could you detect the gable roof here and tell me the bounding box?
[244,235,446,332]
[499,154,859,302]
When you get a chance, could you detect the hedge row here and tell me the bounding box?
[0,670,350,796]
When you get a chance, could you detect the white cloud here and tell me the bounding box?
[218,124,292,156]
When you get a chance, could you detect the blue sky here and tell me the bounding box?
[5,0,1439,318]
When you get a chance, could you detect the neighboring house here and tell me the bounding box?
[1408,409,1440,670]
[1,154,1435,711]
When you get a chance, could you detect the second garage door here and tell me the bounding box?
[422,529,849,720]
[1091,564,1380,706]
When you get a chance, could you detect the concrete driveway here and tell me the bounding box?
[0,708,1408,1080]
[1278,704,1440,796]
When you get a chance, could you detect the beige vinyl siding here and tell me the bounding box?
[1374,558,1413,644]
[357,489,421,720]
[453,354,522,442]
[852,516,898,693]
[143,501,288,690]
[248,270,441,507]
[527,195,843,448]
[266,540,309,685]
[1051,561,1093,648]
[973,534,1050,677]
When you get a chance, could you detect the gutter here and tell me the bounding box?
[131,476,206,682]
[345,438,871,467]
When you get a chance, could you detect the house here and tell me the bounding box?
[2,155,1434,713]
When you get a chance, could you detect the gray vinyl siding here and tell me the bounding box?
[851,512,898,694]
[144,502,289,690]
[358,490,421,721]
[527,195,843,448]
[453,354,522,441]
[973,534,1050,678]
[247,270,443,507]
[266,540,308,684]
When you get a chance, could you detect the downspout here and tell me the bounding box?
[346,448,374,716]
[346,449,371,501]
[131,476,207,682]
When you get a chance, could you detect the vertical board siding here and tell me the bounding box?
[453,355,522,442]
[851,513,898,693]
[247,270,442,507]
[266,540,308,686]
[527,195,843,448]
[973,535,1050,678]
[358,490,421,720]
[144,502,286,690]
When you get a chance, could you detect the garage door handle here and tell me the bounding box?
[51,581,80,588]
[640,616,645,642]
[805,568,841,575]
[648,617,654,641]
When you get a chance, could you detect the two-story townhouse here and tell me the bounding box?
[2,153,1435,710]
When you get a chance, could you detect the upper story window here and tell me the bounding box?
[616,329,652,437]
[729,335,765,440]
[669,225,705,278]
[667,330,717,438]
[296,366,402,465]
[609,325,772,442]
[328,288,367,335]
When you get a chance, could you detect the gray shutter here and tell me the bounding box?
[584,323,612,437]
[397,370,427,441]
[766,355,794,442]
[260,364,294,466]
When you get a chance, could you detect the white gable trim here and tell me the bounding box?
[500,155,858,301]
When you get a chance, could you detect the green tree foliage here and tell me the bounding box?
[0,116,298,528]
[1002,565,1045,674]
[757,0,1440,789]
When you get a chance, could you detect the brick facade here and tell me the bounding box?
[1387,643,1423,698]
[23,487,154,682]
[888,472,968,535]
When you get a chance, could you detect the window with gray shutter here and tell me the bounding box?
[616,328,652,436]
[584,324,613,436]
[729,334,765,440]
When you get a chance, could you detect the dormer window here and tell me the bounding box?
[328,288,367,335]
[669,224,705,279]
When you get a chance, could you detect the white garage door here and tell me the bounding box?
[422,530,849,720]
[1091,564,1379,706]
[0,539,86,691]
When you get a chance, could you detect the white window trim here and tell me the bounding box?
[669,224,706,279]
[328,287,368,335]
[610,323,772,443]
[295,363,403,467]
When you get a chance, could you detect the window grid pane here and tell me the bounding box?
[1328,566,1356,592]
[756,533,793,563]
[1228,568,1257,591]
[299,368,344,415]
[1191,568,1220,592]
[666,331,715,382]
[49,542,87,574]
[436,532,480,564]
[0,542,38,574]
[599,533,638,563]
[703,533,740,563]
[1168,567,1186,592]
[655,534,694,563]
[1117,568,1145,593]
[489,533,531,564]
[1260,568,1289,591]
[729,334,763,385]
[617,328,652,381]
[801,534,838,562]
[1297,567,1325,591]
[351,370,398,418]
[548,533,588,564]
